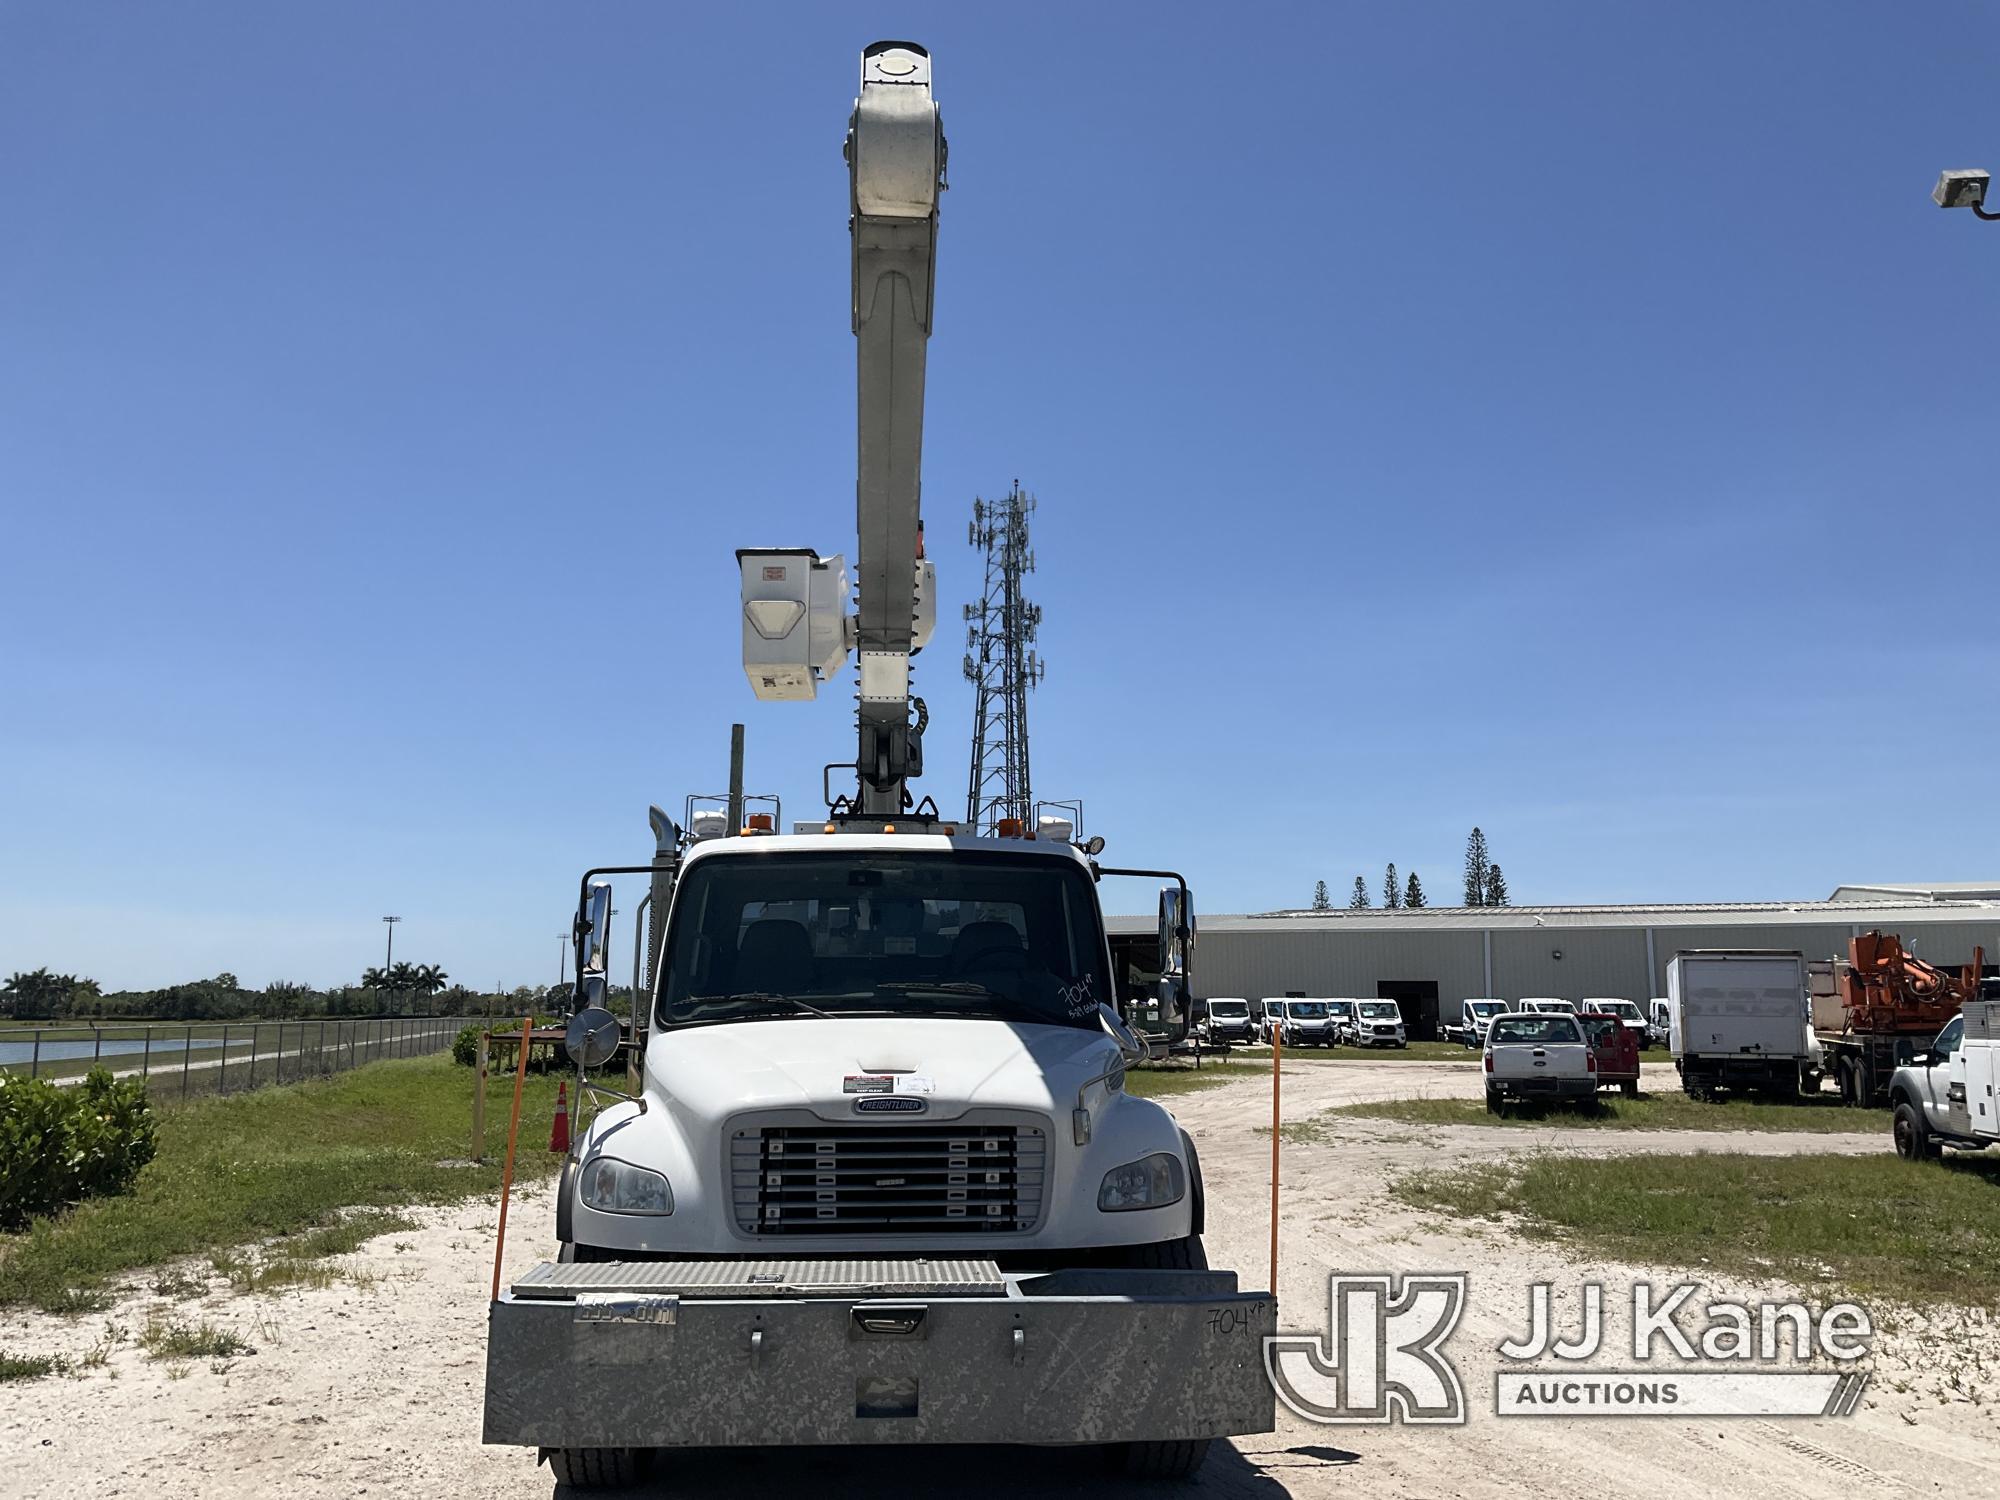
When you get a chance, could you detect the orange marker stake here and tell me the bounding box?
[490,1016,533,1304]
[1269,1024,1282,1297]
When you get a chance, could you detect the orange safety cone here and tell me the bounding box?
[549,1080,571,1154]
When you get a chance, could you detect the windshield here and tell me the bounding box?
[1601,1000,1642,1021]
[1208,1000,1248,1016]
[1288,1003,1327,1018]
[1359,1002,1399,1019]
[1490,1016,1583,1046]
[1468,1001,1504,1019]
[656,851,1112,1031]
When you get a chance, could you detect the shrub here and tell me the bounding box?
[452,1026,482,1067]
[0,1068,158,1228]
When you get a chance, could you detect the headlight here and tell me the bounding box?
[1097,1152,1186,1212]
[578,1156,673,1215]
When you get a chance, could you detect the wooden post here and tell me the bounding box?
[1269,1025,1282,1296]
[490,1018,533,1304]
[473,1032,489,1163]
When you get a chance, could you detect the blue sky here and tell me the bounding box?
[4,4,1997,991]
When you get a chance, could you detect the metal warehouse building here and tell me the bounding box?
[1109,882,2000,1042]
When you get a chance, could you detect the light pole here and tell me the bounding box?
[558,933,568,987]
[1934,169,1998,221]
[382,915,401,969]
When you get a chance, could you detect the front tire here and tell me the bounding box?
[547,1447,645,1489]
[1893,1101,1939,1162]
[1115,1438,1212,1479]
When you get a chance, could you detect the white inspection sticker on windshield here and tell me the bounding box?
[893,1075,934,1095]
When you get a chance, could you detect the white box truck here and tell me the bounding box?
[1667,950,1811,1099]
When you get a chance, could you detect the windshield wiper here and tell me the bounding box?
[877,980,998,997]
[686,992,833,1019]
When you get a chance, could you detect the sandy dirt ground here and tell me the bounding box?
[3,1058,1996,1498]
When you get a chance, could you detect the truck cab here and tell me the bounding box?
[1447,998,1506,1049]
[1887,1002,1999,1160]
[1582,996,1650,1050]
[572,833,1199,1263]
[488,827,1276,1482]
[1519,997,1575,1016]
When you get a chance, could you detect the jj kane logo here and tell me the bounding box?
[1265,1275,1873,1424]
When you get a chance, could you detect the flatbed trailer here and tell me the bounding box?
[486,1258,1274,1452]
[1819,1029,1921,1108]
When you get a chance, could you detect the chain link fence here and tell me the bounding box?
[0,1016,461,1103]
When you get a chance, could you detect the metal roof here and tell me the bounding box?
[1828,882,2000,902]
[1106,896,2000,936]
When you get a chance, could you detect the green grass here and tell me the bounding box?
[0,1350,66,1382]
[137,1312,253,1361]
[1324,1093,1880,1134]
[0,1054,564,1312]
[1125,1060,1269,1098]
[1395,1151,2000,1309]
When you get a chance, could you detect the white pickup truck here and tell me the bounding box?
[1887,1001,1999,1160]
[1483,1012,1597,1114]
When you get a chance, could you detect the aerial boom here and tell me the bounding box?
[848,41,943,813]
[736,41,943,817]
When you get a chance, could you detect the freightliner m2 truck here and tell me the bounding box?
[482,43,1276,1488]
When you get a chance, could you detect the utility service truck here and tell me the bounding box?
[1667,950,1812,1099]
[1886,1000,2000,1159]
[482,43,1275,1489]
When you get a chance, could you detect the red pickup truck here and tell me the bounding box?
[1579,1009,1641,1097]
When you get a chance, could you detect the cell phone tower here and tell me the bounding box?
[962,482,1045,833]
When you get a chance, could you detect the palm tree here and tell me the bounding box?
[413,963,448,998]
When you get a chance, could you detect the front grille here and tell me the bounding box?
[730,1121,1047,1236]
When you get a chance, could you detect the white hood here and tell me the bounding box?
[651,1015,1120,1119]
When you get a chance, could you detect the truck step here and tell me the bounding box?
[512,1257,1005,1300]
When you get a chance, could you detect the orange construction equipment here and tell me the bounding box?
[1842,930,1984,1036]
[549,1081,571,1154]
[1820,932,1987,1107]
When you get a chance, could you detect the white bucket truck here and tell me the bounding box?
[481,43,1274,1488]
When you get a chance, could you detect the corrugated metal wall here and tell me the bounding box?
[1202,929,1486,1004]
[1192,917,2000,1009]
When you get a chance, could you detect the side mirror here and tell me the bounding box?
[1156,883,1196,1042]
[570,880,613,1013]
[565,1006,622,1070]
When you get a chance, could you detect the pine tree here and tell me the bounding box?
[1312,880,1330,911]
[1383,863,1402,909]
[1405,870,1427,909]
[1464,827,1491,906]
[1348,876,1370,909]
[1485,863,1510,906]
